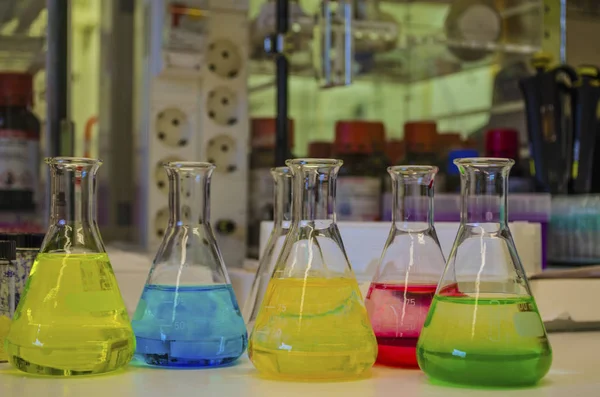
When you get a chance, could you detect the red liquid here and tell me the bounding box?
[365,283,438,368]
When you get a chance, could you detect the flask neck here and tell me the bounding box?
[288,159,341,224]
[48,158,101,226]
[271,167,293,228]
[390,166,437,231]
[457,159,513,228]
[167,162,214,226]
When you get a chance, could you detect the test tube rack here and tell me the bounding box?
[138,0,249,267]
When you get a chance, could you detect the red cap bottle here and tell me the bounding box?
[485,129,520,160]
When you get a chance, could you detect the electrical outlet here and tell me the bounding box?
[154,206,169,239]
[206,134,237,173]
[206,39,242,79]
[155,156,184,194]
[207,86,239,126]
[154,205,192,239]
[156,108,191,147]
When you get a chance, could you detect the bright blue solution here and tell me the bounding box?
[131,284,247,368]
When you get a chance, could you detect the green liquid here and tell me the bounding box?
[417,294,552,387]
[5,253,135,376]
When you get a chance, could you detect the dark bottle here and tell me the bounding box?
[0,73,41,212]
[485,128,533,192]
[369,124,391,222]
[334,121,382,221]
[247,117,294,259]
[404,121,438,165]
[307,141,333,158]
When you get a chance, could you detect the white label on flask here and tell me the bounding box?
[337,177,381,221]
[0,129,39,193]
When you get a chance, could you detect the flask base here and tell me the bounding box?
[134,352,240,368]
[6,337,134,377]
[133,334,247,368]
[375,336,419,368]
[417,348,552,387]
[249,347,374,380]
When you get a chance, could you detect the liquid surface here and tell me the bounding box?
[417,294,552,387]
[249,277,377,380]
[365,283,436,367]
[5,253,135,376]
[132,284,247,367]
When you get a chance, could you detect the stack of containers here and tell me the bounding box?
[334,121,385,221]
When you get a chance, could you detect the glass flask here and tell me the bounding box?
[131,162,247,368]
[5,157,135,376]
[417,158,552,387]
[248,158,377,380]
[243,166,292,330]
[365,166,446,368]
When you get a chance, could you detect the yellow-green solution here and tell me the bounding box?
[417,294,552,387]
[5,253,135,376]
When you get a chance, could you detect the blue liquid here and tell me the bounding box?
[131,284,247,368]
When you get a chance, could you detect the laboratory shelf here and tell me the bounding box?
[0,331,599,397]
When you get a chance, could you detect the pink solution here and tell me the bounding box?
[365,283,437,368]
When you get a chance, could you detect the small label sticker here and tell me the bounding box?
[513,311,544,337]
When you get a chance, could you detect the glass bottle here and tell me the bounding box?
[131,162,247,368]
[365,166,446,368]
[5,157,135,376]
[417,158,552,387]
[243,166,292,330]
[248,158,377,380]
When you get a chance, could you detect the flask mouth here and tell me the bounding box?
[165,161,216,171]
[388,165,438,175]
[45,157,103,166]
[453,158,515,168]
[286,158,343,168]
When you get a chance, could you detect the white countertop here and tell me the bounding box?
[0,332,598,397]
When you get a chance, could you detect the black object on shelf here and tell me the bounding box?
[47,0,70,158]
[274,0,289,167]
[519,55,577,194]
[572,66,600,194]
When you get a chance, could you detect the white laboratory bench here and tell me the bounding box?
[0,332,598,397]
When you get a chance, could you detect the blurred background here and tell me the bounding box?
[1,0,600,273]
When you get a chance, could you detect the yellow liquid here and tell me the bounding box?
[248,277,377,380]
[0,315,11,361]
[5,253,135,376]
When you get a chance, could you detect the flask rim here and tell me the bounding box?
[45,157,102,166]
[453,157,515,168]
[164,161,216,170]
[285,158,343,167]
[388,165,438,175]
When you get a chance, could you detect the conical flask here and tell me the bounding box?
[131,162,247,368]
[243,166,292,330]
[5,157,135,376]
[365,166,445,368]
[248,158,377,380]
[417,158,552,387]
